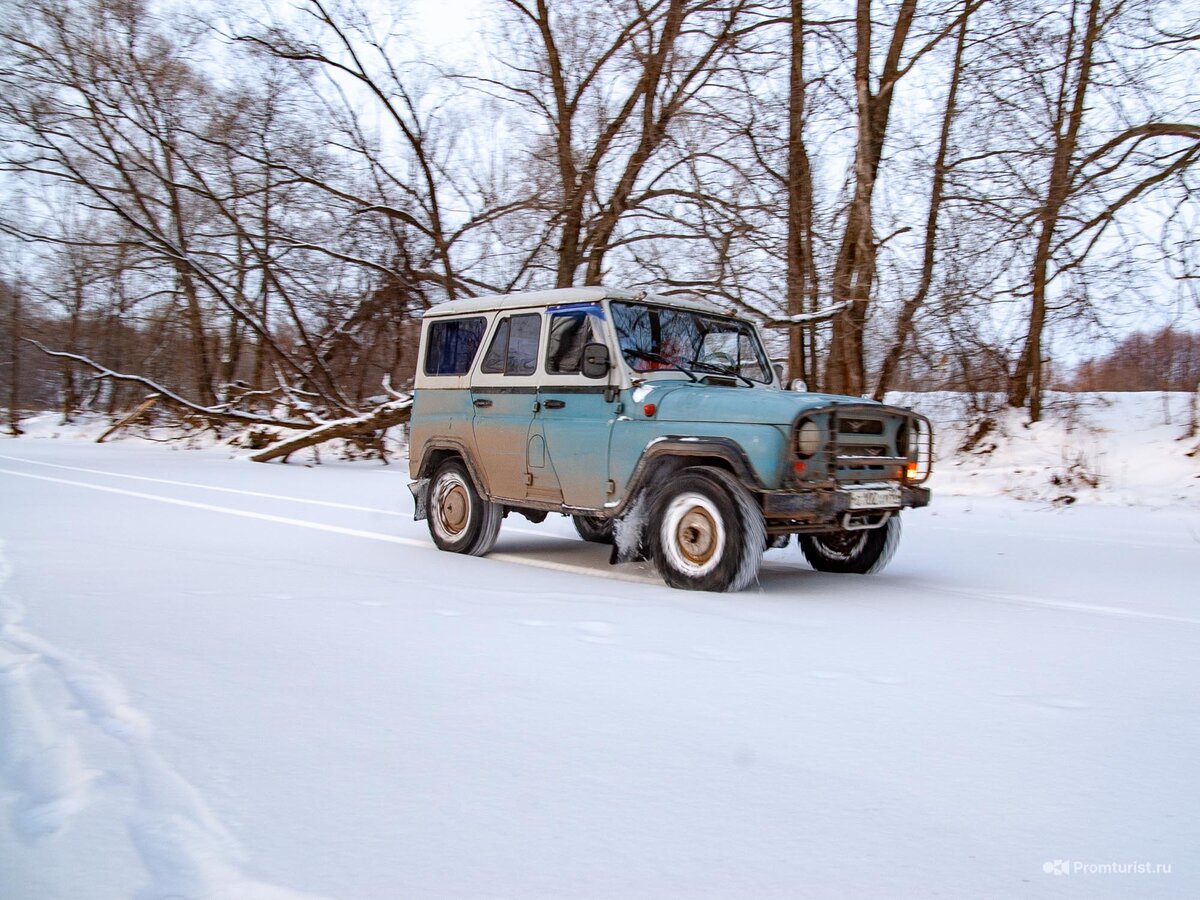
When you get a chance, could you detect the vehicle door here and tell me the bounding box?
[537,304,617,509]
[471,312,544,501]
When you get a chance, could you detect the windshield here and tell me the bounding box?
[610,301,772,384]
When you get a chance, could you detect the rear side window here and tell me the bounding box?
[424,317,486,376]
[481,314,541,376]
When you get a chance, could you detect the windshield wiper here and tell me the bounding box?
[625,349,698,381]
[693,361,754,387]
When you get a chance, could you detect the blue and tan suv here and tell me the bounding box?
[408,286,932,592]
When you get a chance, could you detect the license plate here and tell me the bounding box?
[846,487,901,510]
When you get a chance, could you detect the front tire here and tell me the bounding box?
[572,514,614,544]
[799,516,901,574]
[649,467,765,592]
[427,459,503,556]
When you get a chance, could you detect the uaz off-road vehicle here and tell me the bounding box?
[408,287,932,592]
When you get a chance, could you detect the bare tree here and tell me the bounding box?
[1004,0,1200,420]
[475,0,756,288]
[235,0,516,302]
[1,0,389,419]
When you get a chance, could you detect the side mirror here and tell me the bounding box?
[772,363,785,384]
[581,342,610,379]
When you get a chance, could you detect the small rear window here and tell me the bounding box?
[481,314,541,376]
[424,317,486,376]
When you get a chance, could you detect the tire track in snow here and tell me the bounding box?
[0,552,98,844]
[0,542,327,899]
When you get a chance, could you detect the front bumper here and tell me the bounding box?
[762,484,931,519]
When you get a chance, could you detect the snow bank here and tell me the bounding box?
[888,391,1200,508]
[6,412,406,464]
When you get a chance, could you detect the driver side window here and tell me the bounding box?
[545,313,599,374]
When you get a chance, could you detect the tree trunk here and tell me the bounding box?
[557,204,584,288]
[824,0,917,395]
[61,280,83,424]
[1188,380,1199,439]
[1009,0,1102,422]
[165,160,218,406]
[5,286,21,436]
[786,0,820,388]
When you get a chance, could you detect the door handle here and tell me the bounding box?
[473,398,493,408]
[543,399,566,409]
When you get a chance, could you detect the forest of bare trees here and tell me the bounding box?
[2,0,1198,450]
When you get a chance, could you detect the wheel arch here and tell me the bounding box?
[613,437,764,516]
[416,439,490,498]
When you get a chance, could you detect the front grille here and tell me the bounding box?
[836,450,896,477]
[831,412,898,481]
[838,418,884,436]
[793,404,929,486]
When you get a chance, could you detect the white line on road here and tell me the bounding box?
[0,467,654,585]
[0,452,403,516]
[0,452,577,543]
[919,519,1200,553]
[913,581,1200,627]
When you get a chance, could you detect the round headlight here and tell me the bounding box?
[796,419,821,458]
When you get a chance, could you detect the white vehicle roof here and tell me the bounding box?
[421,285,728,318]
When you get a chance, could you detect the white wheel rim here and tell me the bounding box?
[660,492,725,577]
[432,471,471,541]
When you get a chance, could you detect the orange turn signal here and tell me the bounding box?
[643,403,657,417]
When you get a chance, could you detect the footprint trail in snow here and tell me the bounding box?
[0,542,326,900]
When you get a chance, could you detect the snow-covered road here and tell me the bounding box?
[1,440,1197,898]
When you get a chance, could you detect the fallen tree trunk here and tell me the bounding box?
[96,394,160,443]
[28,339,412,463]
[249,398,412,463]
[26,340,314,430]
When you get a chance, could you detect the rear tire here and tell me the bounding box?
[799,516,901,574]
[427,459,502,556]
[572,514,614,544]
[649,467,764,592]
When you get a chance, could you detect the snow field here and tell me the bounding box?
[1,407,1198,898]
